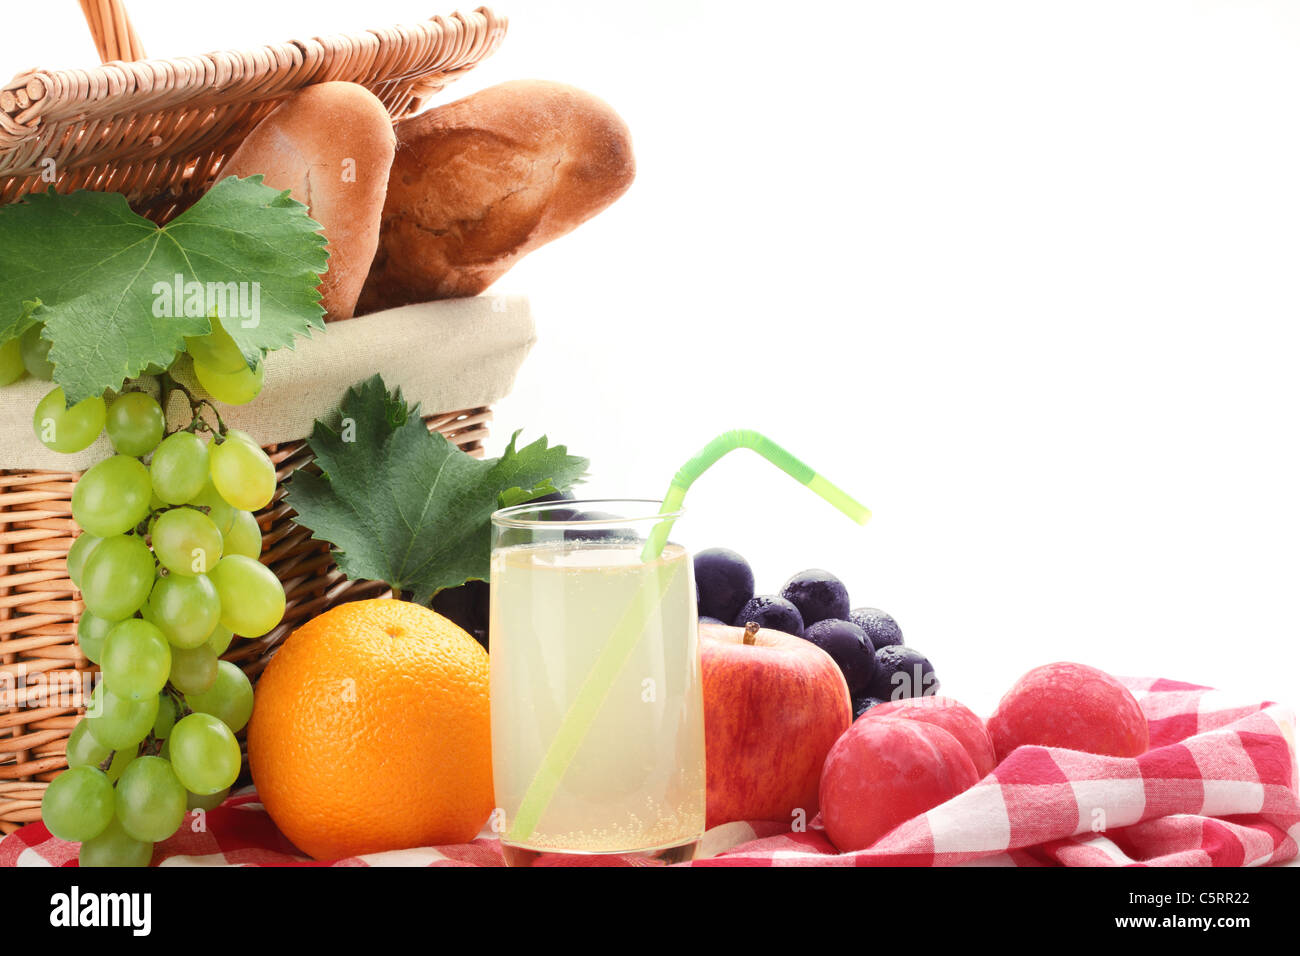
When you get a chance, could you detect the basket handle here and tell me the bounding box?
[78,0,147,62]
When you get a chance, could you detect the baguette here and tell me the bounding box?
[357,80,635,312]
[222,82,396,321]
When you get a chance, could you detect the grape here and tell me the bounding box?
[153,694,177,739]
[184,322,246,374]
[102,620,171,701]
[852,696,886,721]
[78,816,153,867]
[562,510,629,543]
[33,386,106,454]
[227,428,263,449]
[194,357,264,405]
[801,619,878,697]
[41,765,114,842]
[430,580,489,650]
[530,489,576,505]
[186,786,230,812]
[66,532,102,589]
[84,682,158,751]
[151,431,210,504]
[188,478,236,534]
[72,454,152,537]
[208,555,285,638]
[170,713,241,795]
[865,646,939,702]
[206,624,234,656]
[209,430,275,511]
[149,572,221,648]
[140,588,160,626]
[115,755,186,843]
[186,661,254,732]
[168,644,218,695]
[106,391,165,456]
[222,509,262,559]
[733,594,805,637]
[512,489,579,528]
[105,745,137,783]
[80,534,155,621]
[151,507,223,575]
[65,719,111,770]
[693,547,755,624]
[848,608,904,650]
[20,324,53,379]
[780,569,850,627]
[0,336,25,385]
[76,613,114,665]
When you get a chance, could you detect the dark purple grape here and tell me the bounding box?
[497,490,579,547]
[563,510,629,542]
[528,489,578,522]
[848,607,903,650]
[801,618,877,697]
[431,579,490,650]
[852,696,885,721]
[865,646,938,702]
[733,595,804,637]
[780,569,850,626]
[699,615,725,626]
[693,548,754,625]
[529,489,576,504]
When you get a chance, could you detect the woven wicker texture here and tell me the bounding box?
[0,3,507,222]
[0,3,514,833]
[0,410,491,834]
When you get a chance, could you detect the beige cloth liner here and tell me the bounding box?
[0,294,535,471]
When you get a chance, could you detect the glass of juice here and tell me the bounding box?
[489,499,706,866]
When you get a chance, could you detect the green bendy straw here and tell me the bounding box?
[506,429,869,844]
[640,429,871,561]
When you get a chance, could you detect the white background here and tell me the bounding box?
[8,1,1300,715]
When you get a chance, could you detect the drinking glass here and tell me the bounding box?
[489,499,706,866]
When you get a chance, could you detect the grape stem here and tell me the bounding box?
[160,371,228,437]
[164,683,192,719]
[191,399,228,437]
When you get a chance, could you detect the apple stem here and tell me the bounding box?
[743,621,759,645]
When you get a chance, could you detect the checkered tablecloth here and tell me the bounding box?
[4,677,1296,867]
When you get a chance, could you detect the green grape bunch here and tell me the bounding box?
[20,327,285,866]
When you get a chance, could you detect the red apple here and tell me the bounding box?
[699,620,852,829]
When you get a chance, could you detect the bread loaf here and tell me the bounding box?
[222,82,396,321]
[357,80,635,312]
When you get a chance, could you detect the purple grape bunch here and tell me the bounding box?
[694,551,935,713]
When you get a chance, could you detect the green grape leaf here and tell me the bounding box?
[287,375,589,603]
[497,478,563,509]
[0,176,328,404]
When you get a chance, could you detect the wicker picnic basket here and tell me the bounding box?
[0,2,514,833]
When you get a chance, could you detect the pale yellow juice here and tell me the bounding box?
[489,541,706,856]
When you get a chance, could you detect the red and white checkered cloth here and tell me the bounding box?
[4,677,1296,867]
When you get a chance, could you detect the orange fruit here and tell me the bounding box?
[247,598,492,859]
